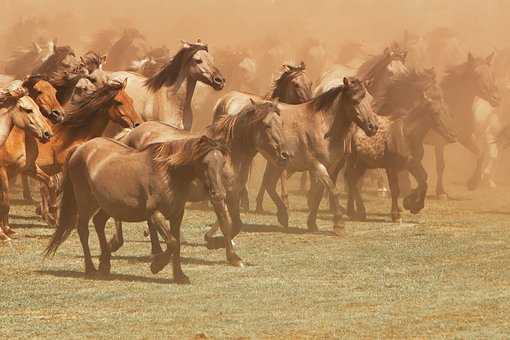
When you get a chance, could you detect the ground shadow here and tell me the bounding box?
[241,223,336,236]
[478,210,510,216]
[9,214,42,221]
[107,254,226,266]
[10,222,53,229]
[36,269,174,284]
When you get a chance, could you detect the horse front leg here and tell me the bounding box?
[457,134,483,191]
[0,167,12,241]
[306,172,324,231]
[385,167,402,222]
[26,166,58,225]
[312,161,344,233]
[280,169,290,209]
[148,210,178,277]
[108,219,125,253]
[21,174,33,202]
[434,145,448,198]
[404,159,428,214]
[345,161,367,221]
[263,164,288,227]
[255,162,270,213]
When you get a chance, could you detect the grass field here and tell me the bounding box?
[1,177,510,339]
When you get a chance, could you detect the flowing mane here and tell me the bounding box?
[62,81,123,126]
[151,136,229,172]
[207,101,280,145]
[309,85,344,112]
[144,43,208,92]
[266,62,306,99]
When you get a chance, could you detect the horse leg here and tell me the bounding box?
[255,162,271,213]
[404,159,428,214]
[483,131,499,188]
[21,174,33,202]
[386,167,402,222]
[344,161,356,219]
[306,173,324,231]
[280,169,289,209]
[149,211,178,276]
[24,166,57,225]
[263,164,288,227]
[434,146,448,198]
[376,169,389,197]
[457,134,483,190]
[148,219,164,255]
[93,210,111,275]
[348,164,367,220]
[168,208,190,284]
[312,162,344,233]
[108,219,125,253]
[0,168,12,241]
[77,213,96,275]
[300,172,308,192]
[240,186,250,212]
[328,159,345,213]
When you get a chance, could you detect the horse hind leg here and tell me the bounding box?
[385,167,402,222]
[306,173,324,231]
[93,210,111,275]
[108,219,125,253]
[77,213,97,275]
[148,211,178,277]
[0,168,12,240]
[434,146,448,199]
[263,165,288,228]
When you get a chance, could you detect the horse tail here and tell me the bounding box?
[44,147,79,257]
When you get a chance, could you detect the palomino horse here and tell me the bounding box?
[344,69,456,222]
[424,52,501,197]
[0,91,53,240]
[111,99,288,254]
[110,40,225,132]
[214,61,312,209]
[221,77,378,232]
[34,80,144,224]
[45,136,237,284]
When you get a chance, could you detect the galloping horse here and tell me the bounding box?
[45,136,236,284]
[220,77,378,232]
[34,80,144,224]
[344,70,456,222]
[111,99,288,254]
[424,53,501,197]
[110,40,225,132]
[0,90,53,240]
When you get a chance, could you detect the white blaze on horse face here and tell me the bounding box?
[387,59,409,77]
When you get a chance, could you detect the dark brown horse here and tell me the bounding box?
[424,52,500,197]
[45,136,236,284]
[112,99,287,253]
[344,69,456,222]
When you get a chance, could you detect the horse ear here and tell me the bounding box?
[180,40,191,48]
[249,98,256,106]
[343,77,350,87]
[101,55,107,64]
[299,61,306,69]
[467,52,475,63]
[486,52,495,65]
[122,78,128,89]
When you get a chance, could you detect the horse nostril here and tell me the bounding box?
[281,151,289,160]
[213,76,224,85]
[43,131,51,139]
[134,122,141,128]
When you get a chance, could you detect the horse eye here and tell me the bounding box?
[195,59,203,64]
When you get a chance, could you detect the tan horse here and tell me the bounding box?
[0,92,53,240]
[34,80,144,224]
[45,136,236,284]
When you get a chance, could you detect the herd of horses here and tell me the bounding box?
[0,34,505,284]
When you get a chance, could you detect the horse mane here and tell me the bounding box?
[376,69,435,115]
[32,45,75,77]
[62,81,123,126]
[309,85,344,112]
[144,43,208,92]
[81,51,104,70]
[152,136,229,172]
[266,63,305,99]
[356,43,406,83]
[22,74,50,89]
[207,101,279,145]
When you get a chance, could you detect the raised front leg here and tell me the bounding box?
[385,168,402,222]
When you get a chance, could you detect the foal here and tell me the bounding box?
[45,136,237,284]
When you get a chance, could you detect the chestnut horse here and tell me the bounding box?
[34,80,144,224]
[0,91,53,240]
[45,136,235,284]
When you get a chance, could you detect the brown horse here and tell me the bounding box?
[34,80,144,224]
[213,61,312,209]
[344,69,456,222]
[425,52,501,197]
[112,99,287,253]
[0,92,53,240]
[45,136,236,284]
[227,77,378,232]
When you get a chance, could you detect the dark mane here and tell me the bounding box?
[376,69,435,115]
[151,136,229,171]
[22,74,50,89]
[207,101,279,145]
[62,81,123,126]
[266,63,306,99]
[356,43,406,84]
[309,85,344,112]
[144,44,208,92]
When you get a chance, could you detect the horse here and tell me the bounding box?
[104,28,147,71]
[109,40,225,132]
[45,136,237,284]
[220,77,378,232]
[127,46,171,77]
[33,79,144,224]
[424,52,501,197]
[217,61,313,209]
[3,40,56,79]
[344,69,456,222]
[110,99,288,254]
[0,91,53,240]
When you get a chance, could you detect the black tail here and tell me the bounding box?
[44,150,78,257]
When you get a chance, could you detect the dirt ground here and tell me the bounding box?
[1,174,510,339]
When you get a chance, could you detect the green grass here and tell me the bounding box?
[1,179,510,339]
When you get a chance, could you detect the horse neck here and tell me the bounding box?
[209,118,256,169]
[159,76,196,131]
[323,96,352,139]
[0,110,14,146]
[56,109,111,145]
[441,73,476,117]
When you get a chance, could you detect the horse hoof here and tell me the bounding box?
[333,224,345,236]
[108,240,122,253]
[255,206,265,214]
[0,231,11,241]
[277,210,289,228]
[174,274,191,285]
[228,257,244,267]
[2,226,16,237]
[150,252,170,274]
[391,215,402,223]
[85,267,97,276]
[98,262,111,275]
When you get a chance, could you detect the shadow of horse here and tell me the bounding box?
[241,223,337,236]
[36,269,173,284]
